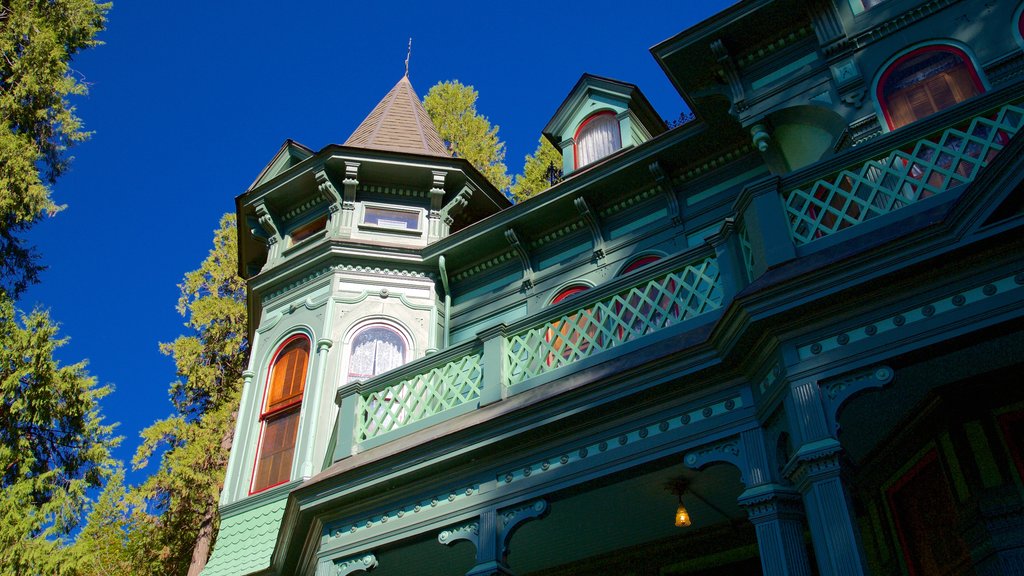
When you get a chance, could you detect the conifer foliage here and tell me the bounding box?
[510,137,563,202]
[0,297,117,573]
[129,214,249,575]
[424,80,512,191]
[0,0,110,296]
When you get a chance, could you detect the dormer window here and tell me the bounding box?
[575,112,622,168]
[878,46,984,130]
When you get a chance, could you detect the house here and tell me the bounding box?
[202,1,1024,574]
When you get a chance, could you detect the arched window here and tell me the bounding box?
[346,325,407,384]
[621,255,661,275]
[617,255,675,339]
[546,285,599,364]
[252,335,310,493]
[575,112,621,168]
[878,46,984,130]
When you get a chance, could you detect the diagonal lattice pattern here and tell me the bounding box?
[505,257,722,383]
[783,104,1024,245]
[738,225,755,282]
[357,353,483,441]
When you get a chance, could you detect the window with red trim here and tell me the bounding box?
[617,255,675,339]
[251,336,310,493]
[574,112,621,169]
[879,46,984,130]
[546,285,598,363]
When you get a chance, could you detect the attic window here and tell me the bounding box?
[289,215,328,245]
[575,112,621,168]
[361,205,421,232]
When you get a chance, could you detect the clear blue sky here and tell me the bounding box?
[20,0,735,484]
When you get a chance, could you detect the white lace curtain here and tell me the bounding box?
[347,326,406,382]
[576,114,621,168]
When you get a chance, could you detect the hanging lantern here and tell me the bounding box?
[675,497,692,527]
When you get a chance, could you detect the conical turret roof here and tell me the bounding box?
[345,75,450,157]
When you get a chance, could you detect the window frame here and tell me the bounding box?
[573,111,622,169]
[249,333,311,495]
[545,284,599,364]
[344,323,411,386]
[875,44,985,131]
[357,202,424,236]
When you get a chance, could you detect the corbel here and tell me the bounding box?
[573,196,605,260]
[429,170,447,211]
[254,202,280,245]
[342,161,359,209]
[316,169,342,206]
[710,39,745,113]
[317,553,377,576]
[440,184,474,228]
[504,228,534,290]
[648,160,682,225]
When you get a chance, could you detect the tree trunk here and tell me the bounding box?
[186,410,238,576]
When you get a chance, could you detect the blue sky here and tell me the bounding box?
[20,0,734,484]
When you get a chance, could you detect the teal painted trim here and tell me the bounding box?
[685,223,718,248]
[451,303,527,344]
[751,52,819,91]
[536,239,590,270]
[687,166,769,206]
[607,207,668,241]
[452,268,522,306]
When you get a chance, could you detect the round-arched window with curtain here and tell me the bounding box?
[575,112,622,168]
[878,46,984,130]
[252,335,310,494]
[346,325,408,384]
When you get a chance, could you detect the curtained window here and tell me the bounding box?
[575,112,621,168]
[346,326,407,383]
[252,336,310,493]
[879,47,983,130]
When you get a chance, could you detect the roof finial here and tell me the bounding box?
[404,37,412,77]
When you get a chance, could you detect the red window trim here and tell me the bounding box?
[573,111,619,170]
[621,255,661,275]
[249,334,310,495]
[876,45,984,130]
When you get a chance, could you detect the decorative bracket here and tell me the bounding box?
[438,500,548,576]
[505,228,535,290]
[254,202,280,245]
[710,39,745,113]
[316,170,343,217]
[684,436,747,484]
[429,170,447,211]
[317,553,377,576]
[821,365,894,434]
[573,197,605,260]
[342,161,359,206]
[441,184,474,227]
[648,160,682,225]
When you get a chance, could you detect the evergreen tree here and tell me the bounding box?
[509,137,563,202]
[0,0,110,297]
[0,297,118,574]
[130,215,248,575]
[423,80,512,190]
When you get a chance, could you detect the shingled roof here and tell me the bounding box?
[345,75,450,157]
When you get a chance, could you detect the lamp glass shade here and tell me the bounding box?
[675,503,691,527]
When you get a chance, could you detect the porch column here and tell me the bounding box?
[784,381,867,576]
[740,484,813,576]
[438,499,548,576]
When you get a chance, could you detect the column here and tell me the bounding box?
[740,484,813,576]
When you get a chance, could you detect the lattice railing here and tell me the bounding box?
[738,225,754,282]
[505,257,722,383]
[356,352,483,441]
[783,103,1024,245]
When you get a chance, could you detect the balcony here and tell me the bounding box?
[330,80,1023,463]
